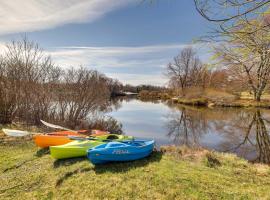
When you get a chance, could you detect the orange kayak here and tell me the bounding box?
[47,130,86,136]
[34,130,109,148]
[91,130,110,136]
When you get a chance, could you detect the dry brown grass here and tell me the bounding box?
[240,92,270,100]
[160,145,209,162]
[171,87,270,108]
[203,88,236,101]
[175,87,235,100]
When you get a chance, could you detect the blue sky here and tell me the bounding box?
[0,0,213,85]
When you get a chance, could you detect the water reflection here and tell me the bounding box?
[166,104,270,164]
[233,110,270,163]
[109,98,270,164]
[166,107,209,147]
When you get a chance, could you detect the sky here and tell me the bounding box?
[0,0,213,86]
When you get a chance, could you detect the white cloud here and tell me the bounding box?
[0,41,212,86]
[106,73,168,86]
[55,44,194,54]
[47,43,199,85]
[48,43,195,68]
[0,0,135,35]
[48,43,212,85]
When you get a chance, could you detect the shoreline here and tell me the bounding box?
[0,138,269,199]
[137,89,270,109]
[138,95,270,109]
[171,97,270,109]
[0,131,267,166]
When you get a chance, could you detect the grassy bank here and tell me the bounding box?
[1,138,270,199]
[172,97,208,106]
[172,97,270,108]
[138,88,270,108]
[138,90,171,100]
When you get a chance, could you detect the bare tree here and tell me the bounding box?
[106,78,123,97]
[55,67,110,128]
[194,0,270,36]
[0,38,117,129]
[194,0,270,22]
[214,19,270,101]
[0,56,17,123]
[204,69,230,89]
[0,37,62,124]
[167,47,204,95]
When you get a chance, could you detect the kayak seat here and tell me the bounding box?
[105,142,127,148]
[132,142,144,147]
[106,135,120,140]
[122,141,144,147]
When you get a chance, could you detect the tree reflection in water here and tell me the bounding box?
[245,110,270,163]
[165,104,270,164]
[166,106,210,147]
[217,109,270,164]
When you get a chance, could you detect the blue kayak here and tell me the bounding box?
[87,139,155,164]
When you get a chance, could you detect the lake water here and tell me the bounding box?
[109,98,270,164]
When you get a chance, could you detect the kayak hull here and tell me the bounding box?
[50,135,134,159]
[34,130,109,148]
[47,130,85,136]
[34,130,84,148]
[87,140,155,164]
[34,135,74,148]
[50,140,105,159]
[89,150,153,164]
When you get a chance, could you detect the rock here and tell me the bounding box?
[208,102,215,108]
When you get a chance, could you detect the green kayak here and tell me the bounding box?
[50,134,134,159]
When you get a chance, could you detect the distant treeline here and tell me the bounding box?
[166,45,270,102]
[122,84,166,93]
[109,81,166,97]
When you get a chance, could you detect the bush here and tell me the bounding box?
[205,152,221,168]
[138,90,170,100]
[78,116,123,134]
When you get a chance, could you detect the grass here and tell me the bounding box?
[138,90,171,100]
[137,87,270,109]
[172,97,208,106]
[1,140,270,200]
[169,88,270,108]
[240,92,270,101]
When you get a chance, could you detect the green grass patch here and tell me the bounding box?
[0,141,270,199]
